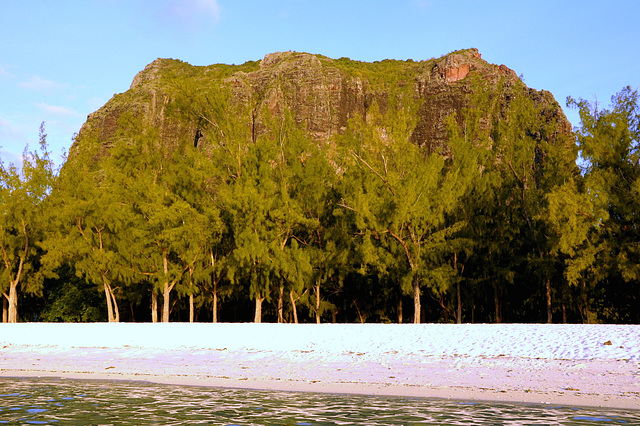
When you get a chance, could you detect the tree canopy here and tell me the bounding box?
[2,87,640,324]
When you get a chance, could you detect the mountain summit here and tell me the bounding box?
[70,48,570,162]
[43,48,589,325]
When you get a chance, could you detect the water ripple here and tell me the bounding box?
[0,378,637,425]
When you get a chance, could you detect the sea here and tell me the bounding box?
[0,377,638,425]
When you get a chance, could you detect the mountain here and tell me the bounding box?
[68,48,571,164]
[15,46,638,326]
[49,48,581,324]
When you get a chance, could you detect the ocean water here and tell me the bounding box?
[0,378,638,425]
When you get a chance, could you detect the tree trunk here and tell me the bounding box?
[151,290,158,323]
[561,281,567,324]
[456,281,462,324]
[315,279,321,324]
[254,294,264,323]
[189,293,195,323]
[162,280,173,323]
[187,268,195,323]
[7,281,18,323]
[277,284,284,323]
[102,276,119,322]
[455,253,462,324]
[354,299,365,323]
[6,225,28,324]
[545,278,552,324]
[4,222,32,324]
[210,251,218,323]
[212,281,218,323]
[442,299,449,323]
[289,290,299,324]
[161,251,175,323]
[110,288,119,322]
[494,283,502,323]
[129,300,136,322]
[397,295,403,324]
[582,279,590,324]
[2,294,8,323]
[104,277,114,322]
[6,255,25,323]
[412,273,420,324]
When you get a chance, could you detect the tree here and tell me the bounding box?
[458,90,578,323]
[116,129,215,323]
[337,104,477,323]
[306,178,348,323]
[0,123,56,322]
[201,244,232,322]
[545,179,604,322]
[566,87,640,322]
[39,264,106,322]
[444,89,523,323]
[173,149,225,323]
[43,130,129,322]
[272,118,339,324]
[224,114,315,323]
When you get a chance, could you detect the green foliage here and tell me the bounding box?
[221,111,322,321]
[18,53,640,324]
[0,123,56,322]
[39,266,106,322]
[562,87,640,322]
[42,127,130,322]
[332,56,428,88]
[333,99,478,322]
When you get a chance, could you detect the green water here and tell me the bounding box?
[0,378,638,425]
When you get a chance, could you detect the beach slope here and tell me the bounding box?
[1,323,638,409]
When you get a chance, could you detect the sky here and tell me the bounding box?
[1,0,639,169]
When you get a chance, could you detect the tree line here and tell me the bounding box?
[1,86,639,324]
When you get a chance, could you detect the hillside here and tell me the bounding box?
[69,48,571,163]
[18,48,622,325]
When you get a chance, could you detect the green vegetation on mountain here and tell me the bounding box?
[1,50,638,323]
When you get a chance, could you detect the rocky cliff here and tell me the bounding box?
[70,48,571,163]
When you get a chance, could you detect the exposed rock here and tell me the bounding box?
[71,48,571,163]
[244,51,362,140]
[431,48,481,84]
[130,59,167,89]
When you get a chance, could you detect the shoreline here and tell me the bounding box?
[1,323,639,410]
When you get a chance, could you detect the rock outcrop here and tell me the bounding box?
[71,48,571,162]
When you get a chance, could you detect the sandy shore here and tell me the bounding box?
[1,323,639,410]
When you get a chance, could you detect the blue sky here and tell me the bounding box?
[1,0,639,169]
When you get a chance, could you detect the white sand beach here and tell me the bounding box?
[0,323,638,410]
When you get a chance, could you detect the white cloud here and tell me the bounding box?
[0,117,26,143]
[178,0,220,22]
[18,76,64,91]
[0,67,12,78]
[35,102,80,117]
[0,148,21,168]
[412,0,438,11]
[158,0,221,29]
[194,0,220,22]
[0,118,28,167]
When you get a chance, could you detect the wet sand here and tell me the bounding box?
[1,323,638,410]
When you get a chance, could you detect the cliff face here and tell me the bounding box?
[70,48,571,162]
